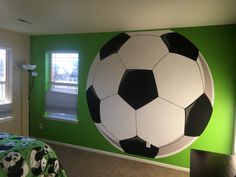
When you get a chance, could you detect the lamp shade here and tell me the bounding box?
[22,64,36,71]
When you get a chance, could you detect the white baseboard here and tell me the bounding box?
[42,138,190,173]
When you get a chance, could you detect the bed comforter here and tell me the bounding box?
[0,132,67,177]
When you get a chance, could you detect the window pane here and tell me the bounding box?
[51,53,78,84]
[0,49,6,82]
[0,83,6,104]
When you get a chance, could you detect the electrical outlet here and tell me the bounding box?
[38,123,43,130]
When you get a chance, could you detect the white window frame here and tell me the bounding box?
[44,51,79,123]
[0,47,13,122]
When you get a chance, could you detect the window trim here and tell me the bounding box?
[43,113,78,124]
[0,116,13,123]
[50,82,78,94]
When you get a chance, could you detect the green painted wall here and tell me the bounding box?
[30,24,236,168]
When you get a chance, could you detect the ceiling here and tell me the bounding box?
[0,0,235,35]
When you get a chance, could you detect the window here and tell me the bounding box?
[0,48,12,121]
[44,52,79,123]
[50,53,78,94]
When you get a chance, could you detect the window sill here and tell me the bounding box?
[43,113,78,124]
[0,116,13,123]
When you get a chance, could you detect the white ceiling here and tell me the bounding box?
[0,0,235,35]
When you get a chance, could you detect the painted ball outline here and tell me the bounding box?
[86,30,214,158]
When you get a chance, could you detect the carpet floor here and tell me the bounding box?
[50,143,189,177]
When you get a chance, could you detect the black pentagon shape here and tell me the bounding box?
[185,93,213,136]
[161,32,199,61]
[118,70,158,110]
[120,136,159,158]
[100,33,130,60]
[0,145,14,151]
[86,86,101,123]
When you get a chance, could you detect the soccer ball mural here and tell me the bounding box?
[86,30,214,158]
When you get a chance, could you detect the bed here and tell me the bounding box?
[0,132,67,177]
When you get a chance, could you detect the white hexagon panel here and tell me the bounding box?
[153,53,204,108]
[86,54,100,89]
[100,95,136,140]
[86,31,214,158]
[137,98,185,147]
[118,35,169,69]
[93,54,125,99]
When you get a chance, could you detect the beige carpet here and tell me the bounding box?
[50,143,189,177]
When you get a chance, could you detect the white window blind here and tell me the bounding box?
[0,103,12,118]
[45,91,77,115]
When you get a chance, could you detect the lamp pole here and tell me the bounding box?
[22,64,37,136]
[28,71,37,100]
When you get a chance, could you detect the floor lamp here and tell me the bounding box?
[22,64,37,136]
